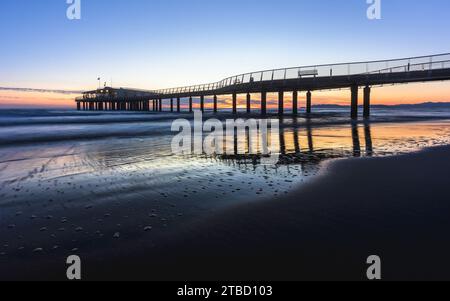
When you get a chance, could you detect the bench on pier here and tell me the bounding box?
[298,69,319,78]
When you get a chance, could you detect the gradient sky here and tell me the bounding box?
[1,0,450,108]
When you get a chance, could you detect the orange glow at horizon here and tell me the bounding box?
[1,81,449,109]
[0,90,78,108]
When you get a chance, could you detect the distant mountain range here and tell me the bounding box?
[315,102,450,109]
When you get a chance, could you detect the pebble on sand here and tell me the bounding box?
[144,226,153,232]
[33,248,43,253]
[113,232,120,239]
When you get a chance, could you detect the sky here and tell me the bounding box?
[1,0,450,108]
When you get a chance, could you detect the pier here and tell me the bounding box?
[76,53,450,118]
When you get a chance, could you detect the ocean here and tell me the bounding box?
[1,107,450,264]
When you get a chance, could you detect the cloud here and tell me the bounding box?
[0,87,83,95]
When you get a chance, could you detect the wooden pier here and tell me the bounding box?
[76,53,450,119]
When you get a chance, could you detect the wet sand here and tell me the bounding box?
[97,145,450,281]
[2,110,450,281]
[3,145,450,280]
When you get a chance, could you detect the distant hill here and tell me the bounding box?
[315,102,450,109]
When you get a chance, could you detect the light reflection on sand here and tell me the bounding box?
[1,117,450,258]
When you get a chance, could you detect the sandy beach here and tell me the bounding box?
[80,145,450,281]
[1,110,450,281]
[2,144,450,280]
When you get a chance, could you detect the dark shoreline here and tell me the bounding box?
[3,145,450,281]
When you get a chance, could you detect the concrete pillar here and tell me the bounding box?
[292,91,298,115]
[232,93,237,114]
[177,98,181,112]
[200,95,205,112]
[170,99,174,112]
[189,97,193,113]
[159,99,162,112]
[213,95,218,113]
[306,91,312,114]
[77,102,81,111]
[246,93,251,114]
[261,91,267,115]
[278,91,284,115]
[363,86,371,118]
[351,85,359,119]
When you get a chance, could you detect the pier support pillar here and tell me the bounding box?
[306,91,312,114]
[232,93,237,114]
[278,91,284,115]
[246,93,251,114]
[189,97,193,113]
[170,99,174,112]
[292,91,298,115]
[77,102,81,111]
[177,98,181,113]
[213,95,218,113]
[159,99,162,112]
[363,86,371,118]
[200,95,204,112]
[351,85,359,119]
[261,91,267,115]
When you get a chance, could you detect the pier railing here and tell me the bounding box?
[152,53,450,95]
[76,53,450,101]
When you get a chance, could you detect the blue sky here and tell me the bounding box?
[1,0,450,92]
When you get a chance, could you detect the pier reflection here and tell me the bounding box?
[215,122,374,168]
